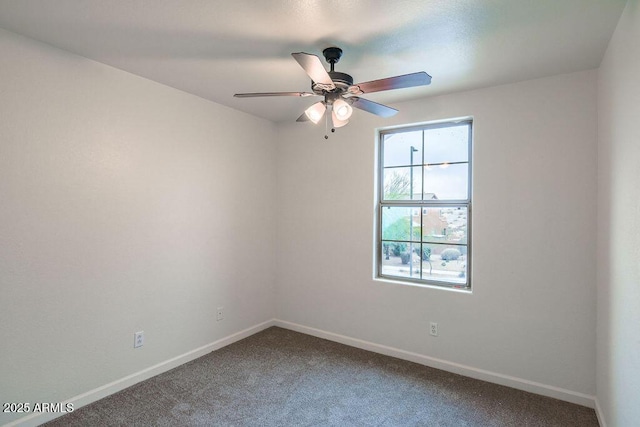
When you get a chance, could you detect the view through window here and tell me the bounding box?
[377,120,472,289]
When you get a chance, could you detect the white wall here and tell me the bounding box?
[0,29,277,425]
[276,70,598,399]
[597,0,640,425]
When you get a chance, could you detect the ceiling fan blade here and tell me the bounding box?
[349,97,398,118]
[350,72,431,94]
[291,52,336,89]
[296,112,310,122]
[234,92,316,98]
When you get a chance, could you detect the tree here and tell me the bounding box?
[383,216,419,258]
[385,217,411,241]
[384,171,411,200]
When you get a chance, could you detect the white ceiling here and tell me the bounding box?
[0,0,626,123]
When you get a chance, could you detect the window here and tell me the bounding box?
[376,119,472,289]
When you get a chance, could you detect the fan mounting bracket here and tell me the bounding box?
[322,47,343,65]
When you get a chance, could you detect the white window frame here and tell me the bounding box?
[376,119,473,290]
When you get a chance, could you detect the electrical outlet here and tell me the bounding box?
[430,322,438,337]
[134,331,144,348]
[216,307,224,321]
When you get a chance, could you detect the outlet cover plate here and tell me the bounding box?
[430,322,438,337]
[134,331,144,348]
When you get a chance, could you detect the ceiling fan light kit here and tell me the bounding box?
[331,110,349,128]
[304,101,326,124]
[332,98,353,120]
[234,47,431,138]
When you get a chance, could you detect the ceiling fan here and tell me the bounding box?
[234,47,431,137]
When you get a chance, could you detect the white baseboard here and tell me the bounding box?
[4,319,275,427]
[273,319,597,409]
[6,318,597,427]
[595,398,608,427]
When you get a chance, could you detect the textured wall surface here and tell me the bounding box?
[276,69,598,397]
[0,28,277,425]
[597,0,640,425]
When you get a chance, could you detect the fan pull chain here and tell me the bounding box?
[324,110,329,139]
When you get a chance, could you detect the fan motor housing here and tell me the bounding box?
[328,71,353,87]
[312,71,353,95]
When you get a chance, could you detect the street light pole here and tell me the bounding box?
[410,147,417,199]
[409,146,418,277]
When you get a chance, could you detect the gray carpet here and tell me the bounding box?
[45,327,599,426]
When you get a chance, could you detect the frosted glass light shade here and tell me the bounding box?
[331,110,349,128]
[304,102,326,124]
[333,98,353,120]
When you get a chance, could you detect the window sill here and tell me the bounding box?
[373,276,472,294]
